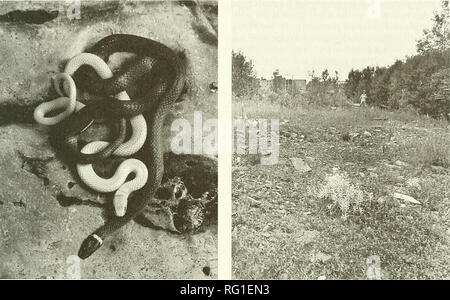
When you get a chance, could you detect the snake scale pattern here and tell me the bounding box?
[49,34,186,259]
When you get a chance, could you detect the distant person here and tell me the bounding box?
[360,90,367,107]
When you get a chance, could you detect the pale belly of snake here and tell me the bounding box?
[53,34,188,259]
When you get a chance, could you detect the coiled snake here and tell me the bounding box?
[35,34,187,259]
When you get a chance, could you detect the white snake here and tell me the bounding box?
[33,53,148,216]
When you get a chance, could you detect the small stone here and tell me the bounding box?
[363,131,372,137]
[317,276,326,280]
[310,251,332,263]
[290,158,312,174]
[406,178,421,189]
[431,165,446,172]
[395,160,409,167]
[377,196,387,204]
[393,192,421,205]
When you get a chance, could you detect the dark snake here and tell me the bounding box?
[55,34,186,259]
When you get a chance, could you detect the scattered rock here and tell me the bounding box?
[406,178,421,189]
[393,192,421,205]
[377,196,388,204]
[295,230,319,245]
[395,160,409,167]
[384,163,401,169]
[247,196,261,207]
[317,275,327,280]
[202,266,211,276]
[431,165,447,173]
[363,131,372,137]
[290,158,312,174]
[369,172,378,178]
[310,251,332,263]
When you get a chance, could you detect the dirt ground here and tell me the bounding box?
[0,1,218,279]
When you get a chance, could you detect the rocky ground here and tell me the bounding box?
[233,103,450,279]
[0,1,218,279]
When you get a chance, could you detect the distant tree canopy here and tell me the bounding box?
[232,51,260,97]
[345,50,449,117]
[345,0,450,118]
[306,69,344,106]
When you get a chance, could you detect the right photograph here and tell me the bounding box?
[231,0,449,280]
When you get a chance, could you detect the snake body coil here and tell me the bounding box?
[76,34,186,259]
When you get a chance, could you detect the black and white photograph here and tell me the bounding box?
[1,0,449,285]
[232,0,449,279]
[0,0,218,279]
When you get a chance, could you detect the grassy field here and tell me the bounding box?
[232,99,450,279]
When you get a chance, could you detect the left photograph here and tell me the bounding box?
[0,0,218,279]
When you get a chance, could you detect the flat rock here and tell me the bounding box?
[393,192,421,205]
[290,157,312,174]
[363,131,372,137]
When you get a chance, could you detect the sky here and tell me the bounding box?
[232,0,444,80]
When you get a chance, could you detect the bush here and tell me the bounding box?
[232,51,260,98]
[316,173,372,220]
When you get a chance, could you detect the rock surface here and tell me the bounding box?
[0,1,217,279]
[290,157,312,174]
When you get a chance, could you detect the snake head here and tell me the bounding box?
[78,234,103,259]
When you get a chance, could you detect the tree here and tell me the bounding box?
[417,0,450,54]
[418,67,450,118]
[232,51,260,97]
[307,69,342,106]
[321,69,329,81]
[345,69,362,100]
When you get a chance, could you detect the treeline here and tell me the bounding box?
[232,0,449,118]
[345,0,449,118]
[345,50,449,117]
